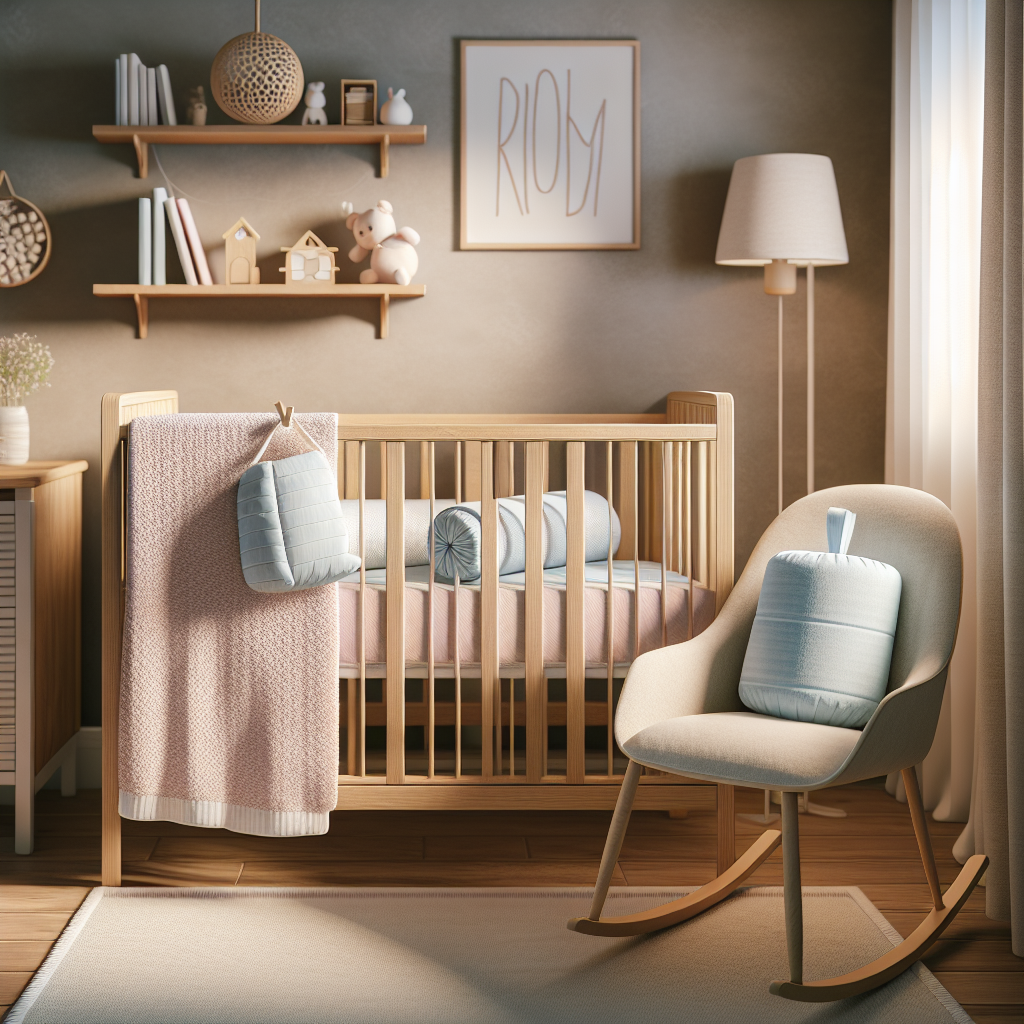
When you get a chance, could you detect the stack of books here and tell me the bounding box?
[116,55,177,126]
[138,189,212,286]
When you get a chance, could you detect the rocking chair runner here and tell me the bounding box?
[568,484,988,1002]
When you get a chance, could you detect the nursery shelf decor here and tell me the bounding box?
[0,334,54,465]
[0,171,52,288]
[210,0,303,124]
[91,123,426,179]
[92,283,425,339]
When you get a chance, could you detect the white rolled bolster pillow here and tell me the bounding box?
[432,491,621,583]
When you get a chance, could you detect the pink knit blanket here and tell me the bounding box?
[119,413,340,836]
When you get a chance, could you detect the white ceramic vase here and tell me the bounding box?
[0,406,30,465]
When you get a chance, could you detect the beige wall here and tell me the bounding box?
[0,0,892,723]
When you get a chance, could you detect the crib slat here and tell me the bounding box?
[480,442,497,780]
[708,440,719,598]
[495,441,514,498]
[660,441,668,650]
[630,442,640,661]
[346,679,356,775]
[427,442,436,779]
[379,441,387,500]
[566,441,586,785]
[696,441,708,585]
[344,441,359,499]
[454,441,462,504]
[617,443,636,575]
[606,442,614,777]
[464,441,482,501]
[358,441,366,777]
[454,570,461,778]
[524,441,545,783]
[419,441,429,499]
[685,441,694,641]
[385,441,406,785]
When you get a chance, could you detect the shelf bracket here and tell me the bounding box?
[133,294,149,339]
[132,134,149,179]
[379,292,390,339]
[379,134,390,178]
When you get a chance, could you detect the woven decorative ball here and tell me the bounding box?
[211,31,304,124]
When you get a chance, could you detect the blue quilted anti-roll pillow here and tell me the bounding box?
[738,507,902,728]
[237,450,361,593]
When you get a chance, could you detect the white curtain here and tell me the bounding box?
[886,0,986,819]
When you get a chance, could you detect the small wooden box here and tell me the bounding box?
[341,79,377,126]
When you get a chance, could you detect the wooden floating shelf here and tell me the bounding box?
[91,123,427,178]
[93,283,426,339]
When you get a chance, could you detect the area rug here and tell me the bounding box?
[7,886,969,1024]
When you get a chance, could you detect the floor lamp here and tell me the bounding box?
[715,153,849,819]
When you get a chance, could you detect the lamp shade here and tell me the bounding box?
[715,154,849,267]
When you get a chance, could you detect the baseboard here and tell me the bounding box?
[0,726,100,803]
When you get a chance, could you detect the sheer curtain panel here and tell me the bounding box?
[886,0,985,820]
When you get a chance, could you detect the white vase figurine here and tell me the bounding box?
[380,88,413,126]
[0,406,30,465]
[301,81,327,125]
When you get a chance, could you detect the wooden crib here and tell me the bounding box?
[100,390,735,885]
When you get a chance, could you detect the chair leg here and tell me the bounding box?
[902,766,944,911]
[771,775,989,1002]
[586,759,641,922]
[569,764,782,937]
[782,791,803,984]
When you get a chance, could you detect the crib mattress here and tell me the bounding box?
[338,561,716,674]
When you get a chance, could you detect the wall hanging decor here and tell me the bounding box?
[460,40,640,250]
[211,0,303,124]
[0,171,52,288]
[280,229,338,285]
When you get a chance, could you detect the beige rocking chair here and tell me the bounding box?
[568,484,988,1002]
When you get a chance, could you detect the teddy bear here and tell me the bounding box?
[345,200,420,285]
[301,82,327,126]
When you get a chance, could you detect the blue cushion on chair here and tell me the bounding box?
[738,508,902,728]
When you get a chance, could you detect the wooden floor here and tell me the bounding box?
[0,780,1019,1021]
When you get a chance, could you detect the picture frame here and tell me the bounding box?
[460,40,640,251]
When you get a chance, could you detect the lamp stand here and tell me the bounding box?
[807,264,815,495]
[778,294,784,517]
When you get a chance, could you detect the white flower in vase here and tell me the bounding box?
[0,334,54,465]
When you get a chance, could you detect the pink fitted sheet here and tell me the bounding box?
[338,561,716,674]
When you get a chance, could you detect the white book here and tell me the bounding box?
[138,198,152,285]
[156,65,177,125]
[114,58,120,125]
[164,197,197,285]
[119,54,128,125]
[138,63,148,126]
[152,187,168,285]
[147,67,158,126]
[128,53,141,125]
[176,199,212,285]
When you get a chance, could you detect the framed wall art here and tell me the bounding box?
[460,40,640,250]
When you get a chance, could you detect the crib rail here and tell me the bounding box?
[336,392,733,791]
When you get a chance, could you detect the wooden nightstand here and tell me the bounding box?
[0,461,87,854]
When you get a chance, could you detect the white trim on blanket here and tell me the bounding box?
[118,790,330,837]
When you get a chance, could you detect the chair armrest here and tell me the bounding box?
[826,660,949,787]
[613,597,753,748]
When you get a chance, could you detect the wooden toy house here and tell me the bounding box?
[279,229,339,286]
[222,217,260,284]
